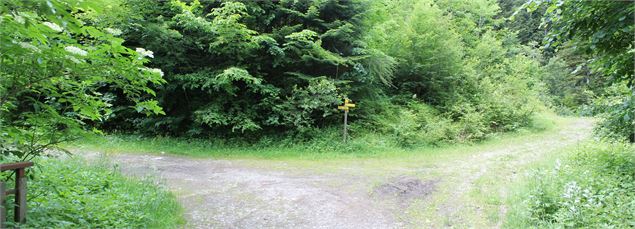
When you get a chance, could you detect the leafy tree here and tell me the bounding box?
[75,0,548,144]
[366,0,541,138]
[0,0,164,160]
[524,0,634,141]
[101,0,385,136]
[499,0,546,46]
[366,0,466,106]
[539,43,606,115]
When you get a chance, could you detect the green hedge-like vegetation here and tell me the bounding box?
[86,0,545,143]
[0,158,183,228]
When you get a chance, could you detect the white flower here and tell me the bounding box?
[563,181,578,199]
[43,22,63,32]
[13,14,25,24]
[140,67,164,77]
[135,47,154,58]
[64,46,88,56]
[65,55,83,64]
[149,68,164,77]
[46,0,56,14]
[105,28,122,36]
[582,188,595,205]
[18,42,41,53]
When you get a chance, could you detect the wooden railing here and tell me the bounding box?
[0,162,33,228]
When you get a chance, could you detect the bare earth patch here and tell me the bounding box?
[373,177,439,204]
[80,118,592,228]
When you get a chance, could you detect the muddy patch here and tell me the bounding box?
[373,176,439,203]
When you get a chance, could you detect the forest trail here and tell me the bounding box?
[94,118,593,228]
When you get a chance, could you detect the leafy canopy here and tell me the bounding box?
[0,0,164,160]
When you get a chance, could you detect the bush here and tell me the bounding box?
[367,100,467,147]
[0,158,183,228]
[510,142,635,227]
[592,83,634,142]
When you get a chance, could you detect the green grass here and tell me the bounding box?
[1,157,185,228]
[69,112,571,160]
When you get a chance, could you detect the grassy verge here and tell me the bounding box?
[1,157,185,228]
[68,112,573,160]
[455,141,584,228]
[505,141,635,228]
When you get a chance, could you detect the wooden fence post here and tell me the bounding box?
[14,168,26,224]
[0,162,33,228]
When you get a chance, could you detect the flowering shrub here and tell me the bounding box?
[1,0,164,161]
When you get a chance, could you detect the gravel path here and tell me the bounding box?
[430,118,593,228]
[86,118,593,228]
[112,155,396,228]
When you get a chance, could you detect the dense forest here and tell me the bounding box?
[0,0,633,228]
[91,0,633,144]
[99,0,544,143]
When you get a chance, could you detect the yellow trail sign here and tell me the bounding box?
[337,99,355,110]
[338,98,357,143]
[339,99,355,110]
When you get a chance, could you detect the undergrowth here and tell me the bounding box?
[0,157,184,228]
[506,141,635,228]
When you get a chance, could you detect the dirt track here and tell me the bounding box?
[94,119,593,228]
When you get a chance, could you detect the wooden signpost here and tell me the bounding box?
[338,99,356,142]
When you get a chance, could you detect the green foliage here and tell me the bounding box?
[529,0,634,86]
[361,0,542,144]
[0,0,163,160]
[365,0,466,105]
[19,0,558,146]
[465,33,542,132]
[97,0,545,142]
[502,0,546,46]
[0,157,183,228]
[540,52,594,115]
[97,0,373,136]
[271,78,342,131]
[368,101,459,147]
[70,112,561,160]
[508,142,635,227]
[593,84,635,142]
[524,0,635,141]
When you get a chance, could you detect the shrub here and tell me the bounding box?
[0,158,183,228]
[368,100,464,147]
[592,83,634,142]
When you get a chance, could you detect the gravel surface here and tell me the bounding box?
[81,118,593,228]
[109,154,396,228]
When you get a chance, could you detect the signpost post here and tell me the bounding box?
[337,99,356,143]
